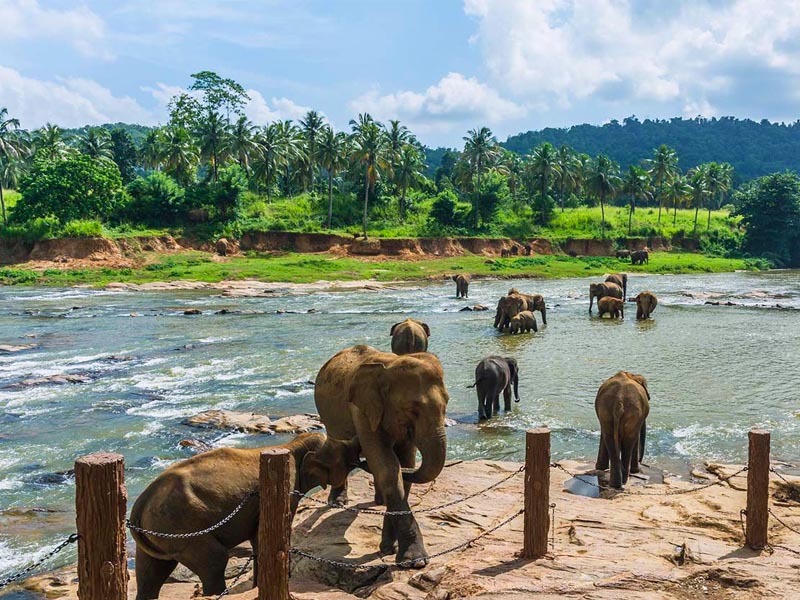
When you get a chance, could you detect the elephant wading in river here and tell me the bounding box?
[635,291,658,319]
[129,433,360,599]
[390,318,430,354]
[452,274,470,298]
[315,345,449,567]
[605,273,628,300]
[589,281,623,312]
[494,293,526,331]
[508,288,547,325]
[469,356,520,420]
[509,310,537,333]
[595,372,650,489]
[597,297,624,318]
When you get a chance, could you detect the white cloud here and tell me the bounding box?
[350,72,525,136]
[0,0,110,59]
[0,65,154,128]
[245,91,312,124]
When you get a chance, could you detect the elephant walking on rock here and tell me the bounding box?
[635,291,658,319]
[595,372,650,489]
[469,356,520,420]
[315,345,449,567]
[589,281,623,312]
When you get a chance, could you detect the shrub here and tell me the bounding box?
[124,172,186,226]
[62,219,104,238]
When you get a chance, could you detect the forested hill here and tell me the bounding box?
[502,116,800,182]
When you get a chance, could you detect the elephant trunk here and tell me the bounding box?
[540,305,547,325]
[513,372,520,402]
[403,426,447,484]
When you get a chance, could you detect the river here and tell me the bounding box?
[1,270,799,578]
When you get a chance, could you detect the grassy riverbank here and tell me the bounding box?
[0,251,763,287]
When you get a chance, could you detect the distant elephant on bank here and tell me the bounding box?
[508,288,547,325]
[605,273,628,299]
[595,371,650,489]
[616,249,631,259]
[524,244,532,256]
[635,291,658,319]
[469,356,520,420]
[390,318,430,354]
[589,281,623,312]
[510,246,519,256]
[509,310,537,333]
[597,297,624,318]
[493,293,527,331]
[500,248,511,258]
[631,250,649,265]
[452,274,470,299]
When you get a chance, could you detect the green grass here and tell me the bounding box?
[0,251,762,287]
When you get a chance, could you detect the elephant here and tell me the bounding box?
[500,248,511,258]
[469,356,520,420]
[508,288,547,325]
[594,372,650,489]
[452,274,470,298]
[509,310,537,333]
[129,433,360,599]
[588,281,623,312]
[315,345,449,567]
[597,297,624,318]
[510,246,519,256]
[524,244,532,256]
[605,273,628,299]
[631,250,649,265]
[635,291,658,319]
[616,249,631,259]
[493,293,526,331]
[390,318,430,355]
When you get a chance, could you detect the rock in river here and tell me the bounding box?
[183,410,323,435]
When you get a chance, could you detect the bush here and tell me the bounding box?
[0,216,60,241]
[62,220,104,238]
[124,172,186,226]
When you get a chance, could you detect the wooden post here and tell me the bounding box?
[746,428,770,550]
[523,428,551,559]
[258,448,291,600]
[75,452,127,600]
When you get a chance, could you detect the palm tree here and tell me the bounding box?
[140,129,162,172]
[194,110,229,181]
[34,123,69,161]
[462,126,500,228]
[688,165,709,235]
[554,145,579,211]
[227,116,258,175]
[586,155,621,232]
[498,151,523,203]
[622,165,651,234]
[0,107,26,225]
[315,125,348,229]
[274,120,304,196]
[393,144,424,221]
[647,144,679,223]
[666,175,693,224]
[703,162,732,230]
[159,127,198,186]
[300,110,325,192]
[252,124,282,202]
[350,113,388,238]
[77,127,113,159]
[529,142,558,206]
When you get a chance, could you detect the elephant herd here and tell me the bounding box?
[131,273,661,598]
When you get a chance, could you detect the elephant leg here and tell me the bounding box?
[396,440,416,501]
[135,547,177,600]
[620,437,634,486]
[180,538,230,597]
[636,306,643,319]
[503,386,512,411]
[492,391,500,415]
[328,480,349,506]
[603,430,623,489]
[595,435,610,471]
[477,386,488,420]
[629,433,641,474]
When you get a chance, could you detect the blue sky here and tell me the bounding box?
[1,0,799,147]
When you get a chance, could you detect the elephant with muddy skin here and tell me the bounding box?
[597,297,624,319]
[509,310,537,333]
[469,356,519,420]
[595,372,650,489]
[605,273,628,299]
[588,281,623,312]
[508,288,547,325]
[452,274,470,298]
[315,345,449,568]
[635,291,658,319]
[390,318,430,354]
[129,433,360,599]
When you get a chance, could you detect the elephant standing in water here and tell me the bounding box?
[493,293,526,331]
[469,356,520,420]
[597,297,624,318]
[390,318,430,354]
[508,288,547,325]
[315,345,449,567]
[452,274,470,298]
[588,281,623,312]
[635,291,658,319]
[605,273,628,300]
[595,372,650,489]
[509,310,537,333]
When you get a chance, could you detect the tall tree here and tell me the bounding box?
[78,127,114,160]
[586,155,621,232]
[666,175,693,224]
[228,116,258,175]
[462,127,500,229]
[300,110,325,192]
[554,144,579,212]
[194,110,229,182]
[703,162,732,229]
[529,142,558,223]
[648,144,679,223]
[188,70,249,122]
[315,125,348,229]
[688,165,709,235]
[393,144,424,221]
[252,124,282,202]
[34,123,69,162]
[350,113,388,238]
[274,120,305,197]
[622,165,651,233]
[0,107,26,225]
[140,129,162,172]
[159,127,198,187]
[109,128,138,183]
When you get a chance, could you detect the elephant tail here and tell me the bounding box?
[466,376,485,389]
[612,402,625,462]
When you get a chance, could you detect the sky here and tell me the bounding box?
[2,0,800,147]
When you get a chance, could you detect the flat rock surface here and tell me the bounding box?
[16,460,800,599]
[183,410,323,435]
[104,279,404,296]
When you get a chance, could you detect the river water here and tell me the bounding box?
[1,271,799,578]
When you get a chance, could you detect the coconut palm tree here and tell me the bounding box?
[159,127,198,187]
[529,141,558,207]
[586,155,621,233]
[622,165,652,234]
[498,151,523,203]
[194,110,230,182]
[140,129,162,172]
[315,125,348,229]
[350,113,388,238]
[0,107,26,225]
[228,115,258,175]
[77,127,113,160]
[554,144,579,212]
[34,123,69,161]
[274,120,305,197]
[393,144,424,221]
[703,162,732,230]
[688,165,709,235]
[252,124,283,202]
[300,110,325,192]
[648,144,679,223]
[462,127,500,228]
[666,175,693,224]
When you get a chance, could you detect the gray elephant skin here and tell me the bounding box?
[469,356,520,420]
[390,318,430,354]
[589,281,623,312]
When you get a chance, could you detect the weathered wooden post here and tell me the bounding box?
[258,448,291,600]
[745,428,770,550]
[74,452,128,600]
[523,427,551,559]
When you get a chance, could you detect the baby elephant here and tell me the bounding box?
[597,297,624,318]
[452,274,470,298]
[469,356,520,420]
[390,318,430,354]
[509,310,537,333]
[635,291,658,319]
[129,433,360,599]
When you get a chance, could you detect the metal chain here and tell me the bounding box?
[769,508,800,537]
[0,533,79,589]
[770,466,798,487]
[739,509,747,543]
[213,554,254,599]
[550,463,604,489]
[550,503,556,549]
[290,508,525,571]
[772,544,800,557]
[293,466,525,516]
[127,492,257,539]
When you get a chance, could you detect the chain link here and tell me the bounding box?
[213,554,254,599]
[550,503,556,549]
[0,533,79,590]
[769,508,800,537]
[290,508,524,571]
[770,466,799,487]
[293,465,525,516]
[127,492,257,539]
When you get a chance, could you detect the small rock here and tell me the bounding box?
[409,566,448,592]
[183,410,323,435]
[183,308,202,315]
[471,304,489,311]
[459,306,473,312]
[11,374,92,388]
[0,344,37,353]
[179,439,213,453]
[130,312,139,317]
[307,308,317,314]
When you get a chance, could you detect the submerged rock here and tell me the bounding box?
[8,373,93,388]
[183,308,202,315]
[183,410,322,435]
[0,343,37,353]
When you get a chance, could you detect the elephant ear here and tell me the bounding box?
[300,451,328,491]
[348,363,386,432]
[421,322,431,337]
[390,322,402,336]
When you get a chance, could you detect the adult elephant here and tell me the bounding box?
[452,274,470,299]
[469,356,520,420]
[635,291,658,319]
[390,318,430,355]
[315,345,449,567]
[605,273,628,300]
[594,372,650,489]
[493,293,526,331]
[588,281,623,312]
[631,250,649,265]
[509,288,547,325]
